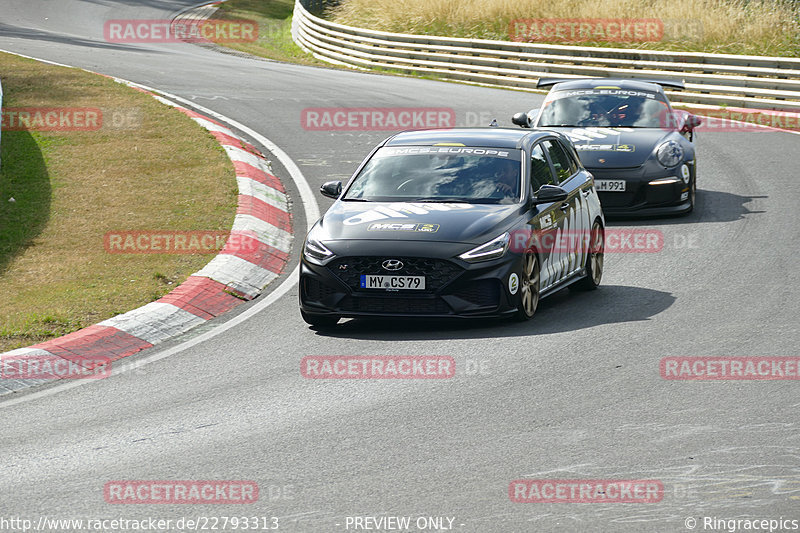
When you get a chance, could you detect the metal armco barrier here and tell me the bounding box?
[292,0,800,111]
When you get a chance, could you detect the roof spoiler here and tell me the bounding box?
[536,78,583,88]
[536,77,686,90]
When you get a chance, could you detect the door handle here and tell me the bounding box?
[560,202,570,211]
[581,189,591,197]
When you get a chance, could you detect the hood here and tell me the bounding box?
[317,201,522,244]
[546,127,673,168]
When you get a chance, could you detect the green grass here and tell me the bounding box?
[214,0,331,65]
[0,129,51,276]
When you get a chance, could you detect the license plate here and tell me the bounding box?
[360,275,425,290]
[595,180,626,192]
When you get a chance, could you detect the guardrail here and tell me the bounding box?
[292,0,800,111]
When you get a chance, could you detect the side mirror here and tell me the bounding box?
[319,181,342,199]
[532,184,568,205]
[682,114,702,132]
[512,112,531,128]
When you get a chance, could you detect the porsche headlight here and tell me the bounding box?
[303,237,335,265]
[458,232,510,263]
[656,140,684,168]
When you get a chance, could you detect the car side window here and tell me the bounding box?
[530,144,555,192]
[543,140,578,183]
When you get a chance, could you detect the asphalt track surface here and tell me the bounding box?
[1,2,799,532]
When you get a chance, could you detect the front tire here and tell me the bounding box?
[686,173,696,214]
[514,251,540,321]
[572,221,604,291]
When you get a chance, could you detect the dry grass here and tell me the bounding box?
[329,0,800,56]
[0,52,237,352]
[214,0,331,65]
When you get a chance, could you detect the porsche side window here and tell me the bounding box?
[530,144,555,192]
[543,140,578,183]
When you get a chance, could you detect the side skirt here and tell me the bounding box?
[540,267,587,298]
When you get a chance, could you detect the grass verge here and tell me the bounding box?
[0,52,238,352]
[329,0,800,57]
[212,0,331,66]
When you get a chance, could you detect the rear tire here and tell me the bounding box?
[514,251,540,321]
[572,221,604,291]
[301,310,339,328]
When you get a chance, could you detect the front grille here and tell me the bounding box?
[328,257,463,292]
[597,190,636,208]
[338,296,452,314]
[451,280,500,308]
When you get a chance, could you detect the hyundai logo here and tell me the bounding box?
[381,259,404,271]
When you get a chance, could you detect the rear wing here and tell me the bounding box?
[536,77,686,90]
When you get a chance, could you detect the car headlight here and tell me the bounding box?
[458,232,510,263]
[656,140,684,168]
[303,237,335,265]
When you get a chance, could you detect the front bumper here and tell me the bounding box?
[300,247,523,319]
[590,166,692,217]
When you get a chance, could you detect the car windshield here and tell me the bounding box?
[537,88,671,128]
[343,146,523,204]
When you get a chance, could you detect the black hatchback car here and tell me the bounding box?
[513,78,702,216]
[299,128,605,327]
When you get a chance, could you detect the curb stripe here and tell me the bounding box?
[178,107,226,128]
[210,131,261,155]
[32,325,153,362]
[236,177,288,212]
[233,161,285,193]
[224,145,271,170]
[231,214,292,253]
[194,254,279,298]
[191,116,234,135]
[237,194,292,232]
[1,348,59,390]
[98,303,207,346]
[157,276,245,320]
[222,240,290,273]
